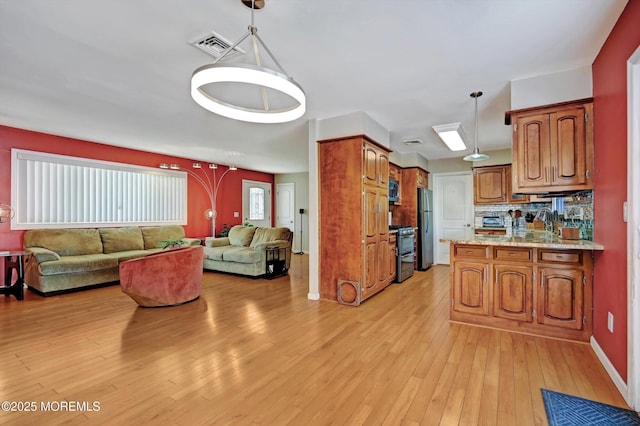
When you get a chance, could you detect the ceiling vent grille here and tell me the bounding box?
[402,139,424,145]
[190,31,245,60]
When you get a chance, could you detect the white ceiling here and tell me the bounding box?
[0,1,628,174]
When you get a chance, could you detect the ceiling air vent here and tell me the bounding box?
[402,138,424,146]
[190,31,245,60]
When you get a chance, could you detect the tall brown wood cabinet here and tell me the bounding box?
[318,135,391,306]
[506,98,594,193]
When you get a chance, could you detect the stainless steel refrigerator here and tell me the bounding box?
[417,188,434,270]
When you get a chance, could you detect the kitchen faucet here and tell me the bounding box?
[534,207,554,233]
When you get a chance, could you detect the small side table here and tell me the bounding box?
[0,251,28,301]
[265,246,288,279]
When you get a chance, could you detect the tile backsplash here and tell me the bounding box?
[474,191,594,240]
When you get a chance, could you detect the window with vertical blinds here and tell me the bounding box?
[11,149,187,230]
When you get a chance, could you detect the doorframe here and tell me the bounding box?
[241,179,272,227]
[627,44,640,410]
[432,171,474,265]
[275,182,295,232]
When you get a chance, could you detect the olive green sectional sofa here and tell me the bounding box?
[23,225,201,295]
[203,225,293,277]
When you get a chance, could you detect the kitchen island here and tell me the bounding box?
[443,232,603,341]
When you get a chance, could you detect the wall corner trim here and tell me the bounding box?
[591,336,631,407]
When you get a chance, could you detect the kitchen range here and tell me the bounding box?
[389,225,415,283]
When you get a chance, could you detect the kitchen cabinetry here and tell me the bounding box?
[473,165,507,204]
[389,233,397,282]
[506,98,594,193]
[391,167,429,227]
[473,164,529,205]
[450,243,593,341]
[319,136,392,306]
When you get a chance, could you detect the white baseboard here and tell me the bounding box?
[591,336,631,406]
[307,292,319,301]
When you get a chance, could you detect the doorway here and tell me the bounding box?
[276,183,295,231]
[242,180,272,228]
[432,172,474,265]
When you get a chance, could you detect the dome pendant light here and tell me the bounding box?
[191,0,306,124]
[463,91,490,162]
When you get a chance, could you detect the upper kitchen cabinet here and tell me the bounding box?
[363,143,389,189]
[473,165,507,204]
[473,164,529,205]
[506,98,594,194]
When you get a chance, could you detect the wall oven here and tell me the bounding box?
[392,226,415,283]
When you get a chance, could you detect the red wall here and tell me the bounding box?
[0,125,274,249]
[592,1,640,382]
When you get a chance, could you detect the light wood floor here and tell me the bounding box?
[0,256,630,425]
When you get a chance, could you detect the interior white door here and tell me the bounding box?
[276,183,295,231]
[242,180,272,228]
[433,172,474,265]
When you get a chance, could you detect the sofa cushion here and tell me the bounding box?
[228,226,256,247]
[141,225,186,249]
[38,254,118,276]
[203,245,237,261]
[24,228,103,256]
[105,250,150,263]
[99,227,145,254]
[250,227,291,247]
[222,247,261,264]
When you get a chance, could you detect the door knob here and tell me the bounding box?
[465,224,471,227]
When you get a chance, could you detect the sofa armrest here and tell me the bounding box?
[182,237,202,246]
[253,240,290,253]
[205,237,230,248]
[25,247,61,263]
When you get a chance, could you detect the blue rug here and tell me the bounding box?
[542,389,640,425]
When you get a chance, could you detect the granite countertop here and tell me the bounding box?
[441,231,604,250]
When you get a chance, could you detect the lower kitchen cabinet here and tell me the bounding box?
[452,261,489,316]
[538,267,584,330]
[493,264,533,322]
[450,243,593,341]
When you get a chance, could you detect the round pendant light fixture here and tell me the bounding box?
[191,0,306,124]
[463,91,490,162]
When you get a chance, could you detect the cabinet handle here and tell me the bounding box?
[509,253,516,256]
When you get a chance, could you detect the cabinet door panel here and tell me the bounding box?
[551,107,587,186]
[377,189,389,237]
[378,152,389,188]
[363,145,378,185]
[364,188,377,239]
[378,238,389,285]
[363,242,377,291]
[538,268,583,330]
[493,265,533,322]
[474,166,507,204]
[453,261,489,315]
[515,113,550,189]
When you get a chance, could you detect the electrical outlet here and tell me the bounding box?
[234,212,239,218]
[607,312,614,332]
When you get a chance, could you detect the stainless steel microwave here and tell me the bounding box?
[389,178,399,202]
